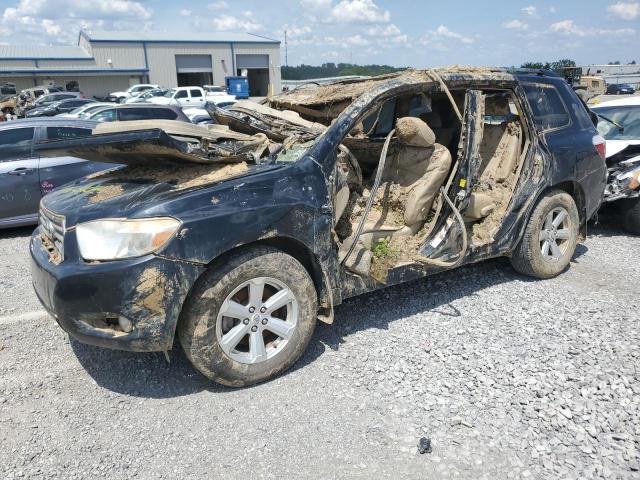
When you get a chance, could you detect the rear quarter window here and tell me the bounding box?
[523,84,570,131]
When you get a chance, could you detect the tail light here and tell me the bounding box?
[593,135,606,161]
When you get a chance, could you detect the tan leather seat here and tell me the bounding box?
[465,98,522,220]
[355,117,452,249]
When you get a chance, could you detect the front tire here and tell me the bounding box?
[510,190,579,279]
[620,197,640,235]
[178,246,318,387]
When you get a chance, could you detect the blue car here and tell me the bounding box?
[606,83,636,95]
[0,118,111,228]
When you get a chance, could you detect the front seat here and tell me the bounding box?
[354,117,452,249]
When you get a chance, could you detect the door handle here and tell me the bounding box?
[8,167,34,176]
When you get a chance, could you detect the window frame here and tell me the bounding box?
[0,127,36,162]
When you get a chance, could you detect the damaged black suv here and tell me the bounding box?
[31,68,606,386]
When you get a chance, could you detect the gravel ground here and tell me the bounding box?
[0,220,638,479]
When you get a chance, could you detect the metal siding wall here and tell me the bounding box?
[0,60,34,68]
[37,60,98,68]
[145,43,234,87]
[0,77,34,90]
[90,43,146,69]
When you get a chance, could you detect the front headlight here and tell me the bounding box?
[76,217,181,261]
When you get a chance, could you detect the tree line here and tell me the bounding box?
[282,63,406,80]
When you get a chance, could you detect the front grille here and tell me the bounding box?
[39,205,65,262]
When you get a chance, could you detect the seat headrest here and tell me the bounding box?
[395,117,436,147]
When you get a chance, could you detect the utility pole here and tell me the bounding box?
[284,30,288,67]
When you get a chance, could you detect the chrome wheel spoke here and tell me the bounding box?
[549,240,563,259]
[544,212,554,230]
[220,299,248,320]
[555,228,570,240]
[262,288,295,313]
[553,209,568,228]
[541,240,551,257]
[248,278,265,307]
[264,317,295,339]
[539,230,550,241]
[249,332,267,363]
[220,323,250,353]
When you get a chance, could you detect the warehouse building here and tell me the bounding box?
[0,30,281,98]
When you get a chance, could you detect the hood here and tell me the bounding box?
[40,161,269,226]
[606,139,640,158]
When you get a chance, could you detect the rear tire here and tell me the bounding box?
[178,246,318,387]
[510,190,579,279]
[620,197,640,235]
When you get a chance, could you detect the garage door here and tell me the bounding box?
[175,55,212,73]
[236,54,269,69]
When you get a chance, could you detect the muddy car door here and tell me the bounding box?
[0,126,41,224]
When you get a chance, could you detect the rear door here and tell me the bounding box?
[38,126,113,193]
[190,88,205,106]
[0,127,40,222]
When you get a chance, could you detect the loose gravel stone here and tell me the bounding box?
[0,220,638,479]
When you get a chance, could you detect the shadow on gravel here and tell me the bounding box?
[0,225,35,240]
[294,257,532,372]
[70,339,230,398]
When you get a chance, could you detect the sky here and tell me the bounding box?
[0,0,638,67]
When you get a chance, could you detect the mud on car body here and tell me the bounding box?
[30,68,606,386]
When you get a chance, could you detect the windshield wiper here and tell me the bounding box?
[596,112,624,132]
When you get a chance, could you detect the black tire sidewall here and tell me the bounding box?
[621,197,640,235]
[179,247,318,387]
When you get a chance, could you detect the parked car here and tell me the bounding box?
[0,82,17,100]
[108,84,159,103]
[606,83,636,95]
[25,98,96,118]
[30,68,606,386]
[124,88,168,104]
[14,86,67,116]
[0,118,113,228]
[56,102,115,119]
[592,96,640,233]
[148,86,235,108]
[22,92,84,115]
[183,100,235,124]
[84,104,191,123]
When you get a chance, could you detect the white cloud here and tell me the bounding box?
[607,2,640,19]
[0,0,152,42]
[366,23,400,36]
[503,19,528,30]
[331,0,390,24]
[179,9,191,16]
[549,6,557,13]
[433,25,474,44]
[550,19,636,37]
[344,34,369,46]
[300,0,332,10]
[212,14,261,32]
[208,0,229,9]
[522,6,537,16]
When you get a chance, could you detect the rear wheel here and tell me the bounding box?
[510,190,579,279]
[620,197,640,235]
[178,247,318,387]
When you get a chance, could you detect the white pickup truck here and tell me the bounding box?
[147,86,235,108]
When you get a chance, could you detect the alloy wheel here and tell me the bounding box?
[216,277,299,364]
[539,206,571,262]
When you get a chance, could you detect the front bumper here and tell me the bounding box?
[30,227,205,352]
